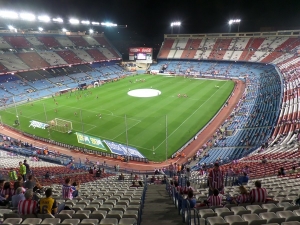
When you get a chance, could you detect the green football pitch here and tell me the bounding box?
[0,75,234,161]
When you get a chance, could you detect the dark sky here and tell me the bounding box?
[1,0,300,56]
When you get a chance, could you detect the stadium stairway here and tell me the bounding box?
[141,184,183,225]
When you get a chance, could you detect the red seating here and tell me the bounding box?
[208,38,233,60]
[55,50,83,64]
[17,52,50,69]
[37,36,61,48]
[0,63,8,73]
[239,38,265,61]
[68,36,90,47]
[85,49,107,61]
[158,39,175,58]
[92,36,120,58]
[3,36,32,48]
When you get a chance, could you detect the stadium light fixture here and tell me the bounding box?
[38,15,50,23]
[101,22,117,27]
[89,29,94,34]
[0,10,19,19]
[38,27,43,31]
[170,21,181,27]
[229,19,241,32]
[91,21,100,25]
[19,12,36,21]
[81,20,90,25]
[62,28,67,32]
[69,18,80,24]
[8,25,17,32]
[53,17,63,23]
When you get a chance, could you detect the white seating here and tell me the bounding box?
[259,212,286,224]
[242,214,267,225]
[207,216,229,225]
[231,206,251,216]
[22,218,42,225]
[277,211,300,222]
[246,205,268,214]
[224,215,248,225]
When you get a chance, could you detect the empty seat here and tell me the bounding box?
[215,208,234,218]
[61,219,80,225]
[118,218,137,225]
[60,210,75,215]
[259,212,285,224]
[71,213,89,220]
[282,222,300,225]
[246,205,268,214]
[80,219,99,225]
[123,210,138,219]
[231,206,251,216]
[37,214,55,220]
[207,216,229,225]
[3,218,22,224]
[0,209,12,218]
[99,218,118,225]
[106,210,123,220]
[197,209,217,219]
[224,215,248,225]
[242,214,267,225]
[22,218,42,224]
[41,218,61,225]
[277,211,300,222]
[262,203,284,213]
[278,203,299,211]
[55,214,72,220]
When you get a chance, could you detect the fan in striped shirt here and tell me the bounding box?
[249,180,268,203]
[61,177,80,200]
[205,189,223,207]
[18,189,37,215]
[232,185,249,204]
[180,181,194,195]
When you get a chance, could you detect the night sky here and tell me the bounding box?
[1,0,300,57]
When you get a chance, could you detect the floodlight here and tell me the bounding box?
[53,17,63,23]
[38,15,50,23]
[19,12,36,21]
[8,25,14,30]
[62,28,67,32]
[0,10,19,19]
[89,29,94,34]
[92,21,100,25]
[69,18,79,24]
[101,22,117,27]
[171,21,181,27]
[38,27,43,31]
[229,19,241,25]
[81,20,90,25]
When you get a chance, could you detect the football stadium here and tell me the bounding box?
[0,1,300,224]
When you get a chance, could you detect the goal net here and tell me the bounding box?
[49,118,72,133]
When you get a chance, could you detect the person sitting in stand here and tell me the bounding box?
[130,181,140,188]
[204,189,223,207]
[44,172,50,179]
[278,167,286,176]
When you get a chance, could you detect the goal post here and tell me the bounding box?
[49,118,73,133]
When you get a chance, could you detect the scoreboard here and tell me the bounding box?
[129,47,152,63]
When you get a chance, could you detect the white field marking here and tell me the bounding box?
[67,106,114,116]
[193,78,229,82]
[4,109,97,131]
[2,127,178,167]
[67,106,141,123]
[112,119,142,140]
[154,81,228,152]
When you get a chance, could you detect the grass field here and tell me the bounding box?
[0,75,234,161]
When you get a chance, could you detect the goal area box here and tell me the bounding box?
[49,118,72,133]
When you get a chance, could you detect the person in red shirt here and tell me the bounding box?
[208,163,224,195]
[249,180,268,203]
[232,185,249,204]
[18,189,37,215]
[205,189,223,207]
